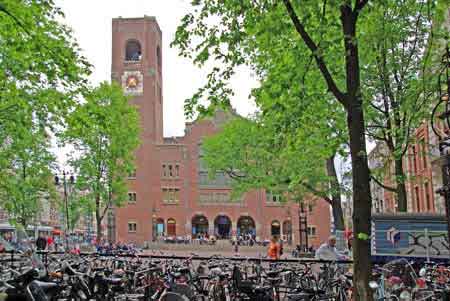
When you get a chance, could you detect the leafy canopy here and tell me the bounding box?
[64,82,140,233]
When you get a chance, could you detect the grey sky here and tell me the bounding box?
[55,0,258,137]
[53,0,356,181]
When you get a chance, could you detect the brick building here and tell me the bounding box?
[368,121,446,215]
[111,16,331,247]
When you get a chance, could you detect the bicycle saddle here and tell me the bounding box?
[105,277,122,285]
[177,267,190,274]
[266,270,280,278]
[254,285,271,293]
[286,292,311,298]
[31,280,58,290]
[266,277,281,283]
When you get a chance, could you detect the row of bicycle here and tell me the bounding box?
[0,251,449,300]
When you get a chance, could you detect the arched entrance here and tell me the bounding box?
[192,215,208,238]
[156,218,165,237]
[214,215,232,239]
[283,220,292,244]
[167,218,176,236]
[271,220,281,236]
[237,216,256,237]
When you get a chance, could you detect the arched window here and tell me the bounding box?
[125,40,142,61]
[214,215,232,239]
[156,46,162,71]
[155,218,164,237]
[271,220,281,236]
[167,218,176,236]
[237,216,255,237]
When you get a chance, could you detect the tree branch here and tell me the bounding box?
[300,181,333,204]
[370,174,397,192]
[354,0,369,13]
[282,0,347,106]
[224,168,246,180]
[0,3,31,35]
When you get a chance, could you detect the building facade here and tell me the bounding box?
[111,16,331,247]
[368,121,446,215]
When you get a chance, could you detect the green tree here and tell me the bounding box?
[202,109,348,230]
[363,0,437,211]
[64,82,140,242]
[0,126,57,228]
[172,1,442,297]
[0,0,90,225]
[0,0,90,121]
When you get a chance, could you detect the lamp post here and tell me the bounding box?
[54,171,75,251]
[287,215,292,246]
[430,46,450,243]
[298,202,308,252]
[152,205,157,242]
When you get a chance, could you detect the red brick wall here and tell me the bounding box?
[407,123,435,212]
[111,17,331,247]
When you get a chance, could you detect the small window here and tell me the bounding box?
[162,188,179,203]
[128,222,137,232]
[307,226,316,236]
[158,85,162,104]
[157,46,162,71]
[266,191,281,203]
[125,40,142,61]
[175,165,180,177]
[415,186,420,212]
[308,204,313,212]
[412,146,417,174]
[128,192,137,204]
[424,182,431,211]
[421,139,427,169]
[169,165,173,177]
[162,164,167,177]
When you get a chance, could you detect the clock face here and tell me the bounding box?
[126,75,138,89]
[121,71,143,95]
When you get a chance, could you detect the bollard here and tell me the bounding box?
[425,228,430,263]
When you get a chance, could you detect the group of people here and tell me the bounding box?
[95,241,138,254]
[232,233,256,246]
[265,234,353,260]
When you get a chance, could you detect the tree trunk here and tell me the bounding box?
[340,4,373,299]
[326,155,345,231]
[347,105,373,301]
[394,157,408,211]
[95,195,102,244]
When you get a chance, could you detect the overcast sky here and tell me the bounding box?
[55,0,258,137]
[53,0,354,180]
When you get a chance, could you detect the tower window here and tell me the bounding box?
[157,46,162,72]
[125,40,142,61]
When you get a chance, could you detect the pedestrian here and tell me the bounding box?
[36,234,47,251]
[346,236,353,259]
[47,236,54,251]
[234,237,239,255]
[267,236,281,260]
[315,235,346,260]
[279,238,284,258]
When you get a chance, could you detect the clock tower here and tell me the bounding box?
[111,16,163,143]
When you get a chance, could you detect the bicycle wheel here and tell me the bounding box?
[159,291,190,301]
